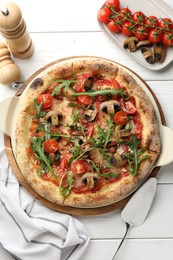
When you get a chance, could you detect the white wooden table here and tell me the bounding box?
[0,0,173,259]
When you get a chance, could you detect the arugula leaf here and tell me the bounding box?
[71,89,128,100]
[86,159,120,179]
[31,137,57,181]
[68,102,87,110]
[51,79,76,96]
[59,172,74,197]
[33,99,46,120]
[124,134,150,176]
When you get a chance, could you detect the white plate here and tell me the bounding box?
[98,0,173,70]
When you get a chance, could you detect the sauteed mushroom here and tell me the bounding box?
[84,76,94,91]
[123,37,139,52]
[63,86,77,101]
[46,111,62,125]
[100,100,120,115]
[141,47,155,64]
[154,42,166,63]
[84,105,98,121]
[81,172,99,189]
[110,151,127,167]
[136,40,151,49]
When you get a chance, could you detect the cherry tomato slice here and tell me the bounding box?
[37,93,53,109]
[70,160,87,174]
[77,95,93,106]
[114,111,128,125]
[44,139,59,154]
[85,125,94,138]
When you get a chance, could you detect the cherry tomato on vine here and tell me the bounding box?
[44,139,59,154]
[37,93,53,109]
[148,29,163,44]
[70,160,87,174]
[77,95,93,106]
[107,19,121,33]
[158,18,173,30]
[162,32,173,46]
[98,7,111,23]
[119,7,132,21]
[114,111,128,125]
[145,16,158,29]
[106,0,120,11]
[132,11,145,23]
[135,25,149,41]
[121,21,134,37]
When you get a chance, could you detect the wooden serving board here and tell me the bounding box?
[4,57,166,216]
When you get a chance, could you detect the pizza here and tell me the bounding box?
[15,57,161,208]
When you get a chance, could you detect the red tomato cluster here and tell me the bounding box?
[98,0,173,46]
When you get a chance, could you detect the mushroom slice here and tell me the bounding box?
[154,42,166,63]
[63,86,77,101]
[84,76,94,91]
[81,172,99,189]
[123,37,139,52]
[46,111,62,125]
[136,40,151,49]
[141,47,155,64]
[84,105,98,122]
[110,151,127,167]
[100,100,120,115]
[115,125,131,142]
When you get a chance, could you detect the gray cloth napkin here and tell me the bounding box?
[0,132,90,260]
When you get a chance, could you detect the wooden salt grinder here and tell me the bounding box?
[0,42,20,85]
[0,1,34,59]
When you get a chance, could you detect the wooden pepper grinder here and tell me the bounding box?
[0,1,34,59]
[0,42,20,84]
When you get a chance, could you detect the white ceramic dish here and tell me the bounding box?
[98,0,173,70]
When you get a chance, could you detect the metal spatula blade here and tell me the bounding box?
[112,177,157,260]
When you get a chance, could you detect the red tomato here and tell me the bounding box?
[85,125,94,138]
[132,11,145,23]
[120,99,137,114]
[135,25,149,41]
[60,157,69,171]
[114,111,128,125]
[98,7,111,23]
[106,0,120,11]
[44,139,59,154]
[162,32,173,46]
[148,29,163,44]
[70,160,87,174]
[145,16,158,29]
[77,95,93,106]
[37,93,53,109]
[119,8,132,21]
[158,18,173,30]
[107,19,121,33]
[121,21,134,37]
